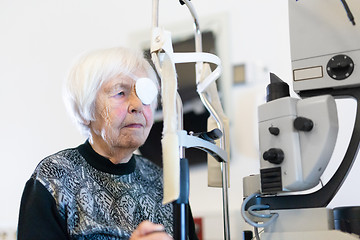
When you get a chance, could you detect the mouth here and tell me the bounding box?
[124,123,144,128]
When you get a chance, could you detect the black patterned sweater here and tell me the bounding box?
[18,141,177,240]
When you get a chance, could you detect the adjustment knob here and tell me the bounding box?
[263,148,284,164]
[268,126,280,136]
[326,54,354,80]
[294,117,313,132]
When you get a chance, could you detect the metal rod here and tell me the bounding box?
[182,0,230,238]
[175,91,187,240]
[183,0,203,83]
[152,0,159,29]
[200,93,230,240]
[177,93,185,158]
[151,0,162,78]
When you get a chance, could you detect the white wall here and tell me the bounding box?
[1,0,359,239]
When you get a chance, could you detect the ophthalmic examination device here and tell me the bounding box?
[242,0,360,239]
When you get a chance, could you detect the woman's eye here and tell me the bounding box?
[116,91,125,96]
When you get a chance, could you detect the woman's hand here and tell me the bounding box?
[130,221,173,240]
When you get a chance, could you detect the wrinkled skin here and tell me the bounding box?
[89,71,154,164]
[88,72,172,239]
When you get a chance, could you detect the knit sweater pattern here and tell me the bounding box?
[31,144,173,239]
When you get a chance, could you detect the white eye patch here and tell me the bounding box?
[135,77,158,105]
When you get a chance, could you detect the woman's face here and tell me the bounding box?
[89,71,154,153]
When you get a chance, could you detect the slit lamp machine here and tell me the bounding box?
[148,0,360,239]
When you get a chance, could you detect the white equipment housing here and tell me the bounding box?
[290,0,360,92]
[258,95,338,192]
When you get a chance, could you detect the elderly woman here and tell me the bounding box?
[17,47,197,240]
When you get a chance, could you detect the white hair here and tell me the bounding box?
[63,47,159,136]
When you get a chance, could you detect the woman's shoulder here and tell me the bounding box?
[31,147,84,181]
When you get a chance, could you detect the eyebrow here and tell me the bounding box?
[105,79,132,95]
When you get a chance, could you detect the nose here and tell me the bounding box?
[128,89,143,113]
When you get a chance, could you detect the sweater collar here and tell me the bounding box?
[77,140,136,175]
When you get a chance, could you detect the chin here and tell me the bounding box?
[123,139,145,150]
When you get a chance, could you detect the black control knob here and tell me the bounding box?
[263,148,284,164]
[268,126,280,136]
[294,117,313,132]
[326,54,354,80]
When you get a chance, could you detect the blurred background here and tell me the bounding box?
[1,1,359,239]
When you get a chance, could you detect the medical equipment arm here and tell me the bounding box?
[150,1,230,239]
